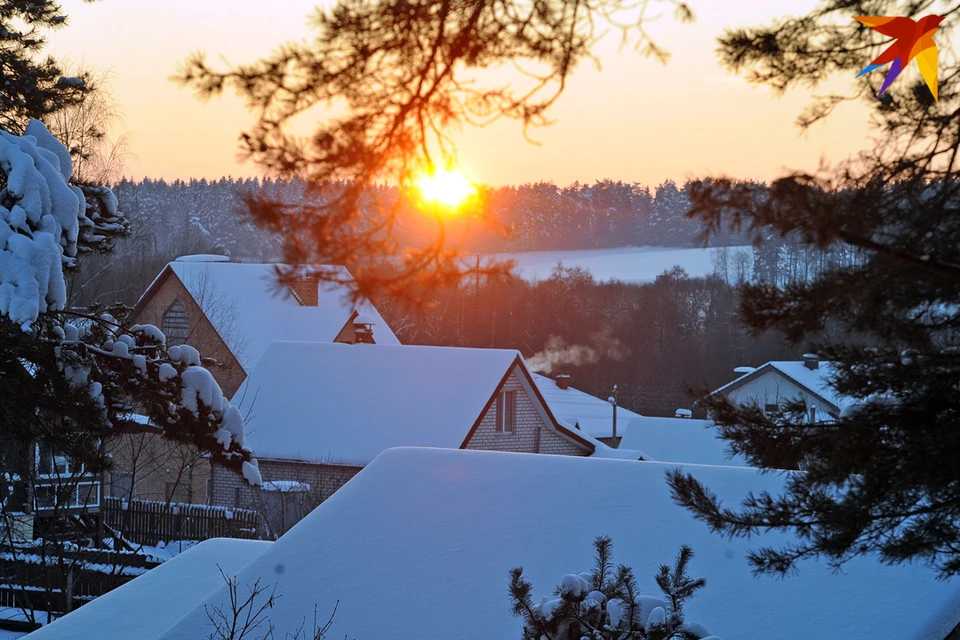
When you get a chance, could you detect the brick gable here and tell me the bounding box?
[463,367,591,456]
[130,268,247,397]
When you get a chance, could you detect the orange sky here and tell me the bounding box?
[52,0,886,187]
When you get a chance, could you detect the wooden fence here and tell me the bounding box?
[0,548,162,617]
[102,497,259,546]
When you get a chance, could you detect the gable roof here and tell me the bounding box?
[531,372,642,437]
[134,259,400,373]
[126,447,960,640]
[618,416,747,467]
[28,539,271,640]
[233,342,591,465]
[711,361,852,413]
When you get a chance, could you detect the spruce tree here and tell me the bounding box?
[667,0,960,578]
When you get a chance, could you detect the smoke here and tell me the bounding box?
[526,329,629,375]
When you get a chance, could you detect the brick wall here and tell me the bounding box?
[130,270,247,398]
[106,433,210,504]
[464,369,589,456]
[333,312,359,344]
[210,458,362,534]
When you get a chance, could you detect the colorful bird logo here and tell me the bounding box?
[855,14,944,100]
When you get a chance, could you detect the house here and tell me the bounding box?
[530,372,641,446]
[129,255,400,398]
[39,447,960,640]
[617,416,747,467]
[26,538,271,640]
[112,256,399,505]
[214,341,598,533]
[0,436,103,543]
[710,353,852,422]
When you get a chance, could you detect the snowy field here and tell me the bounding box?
[490,246,752,284]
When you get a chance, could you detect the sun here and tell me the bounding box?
[416,168,476,209]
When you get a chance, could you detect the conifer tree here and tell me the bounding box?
[668,0,960,578]
[176,0,694,304]
[0,1,260,533]
[509,537,714,639]
[0,1,93,133]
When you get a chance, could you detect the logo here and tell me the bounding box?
[855,15,943,101]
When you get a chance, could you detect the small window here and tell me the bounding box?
[234,486,243,508]
[110,471,134,500]
[162,300,190,346]
[36,444,82,477]
[764,403,778,414]
[495,390,517,434]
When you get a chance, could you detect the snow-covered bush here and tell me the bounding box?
[509,537,717,640]
[0,121,259,485]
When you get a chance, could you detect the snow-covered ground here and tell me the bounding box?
[491,246,751,284]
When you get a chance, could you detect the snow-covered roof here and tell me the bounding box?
[712,361,853,412]
[531,372,642,437]
[28,538,271,640]
[618,416,747,467]
[137,260,400,373]
[129,448,960,640]
[234,342,536,465]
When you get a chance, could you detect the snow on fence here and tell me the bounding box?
[0,548,161,618]
[102,497,259,545]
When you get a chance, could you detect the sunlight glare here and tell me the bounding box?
[416,168,476,209]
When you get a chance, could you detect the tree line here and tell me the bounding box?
[381,263,793,417]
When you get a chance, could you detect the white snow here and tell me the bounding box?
[241,460,262,486]
[157,363,177,382]
[180,366,225,416]
[168,344,200,367]
[174,254,230,263]
[712,360,854,414]
[531,372,641,437]
[492,246,750,284]
[139,261,401,374]
[233,342,523,464]
[0,121,88,329]
[560,573,589,598]
[105,448,960,640]
[619,417,746,467]
[261,480,311,493]
[129,323,165,344]
[25,538,271,640]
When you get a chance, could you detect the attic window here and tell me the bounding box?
[495,390,517,434]
[163,300,190,346]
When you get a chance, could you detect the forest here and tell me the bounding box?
[68,177,859,416]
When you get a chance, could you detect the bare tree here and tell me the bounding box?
[205,568,339,640]
[46,64,131,185]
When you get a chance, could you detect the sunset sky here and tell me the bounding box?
[52,0,888,187]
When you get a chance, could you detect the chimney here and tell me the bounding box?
[555,374,571,390]
[289,275,320,306]
[353,314,376,344]
[675,408,692,419]
[802,353,820,371]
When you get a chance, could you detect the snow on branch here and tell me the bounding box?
[0,120,128,330]
[0,120,257,484]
